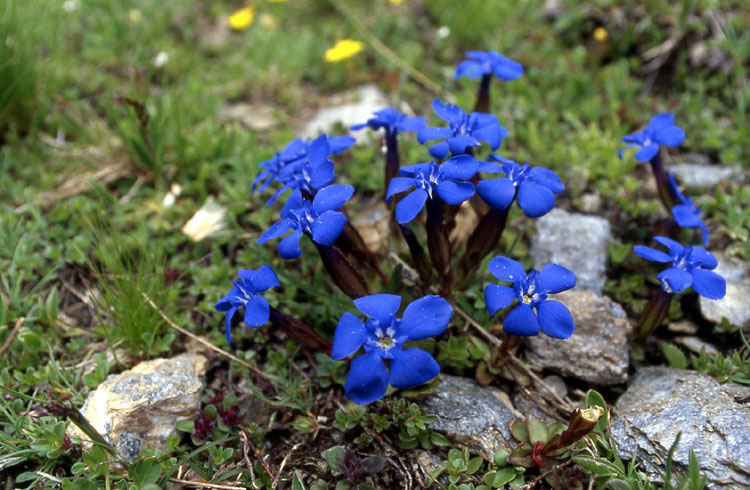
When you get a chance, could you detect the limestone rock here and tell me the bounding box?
[612,367,750,489]
[670,161,746,188]
[525,290,631,385]
[699,253,750,330]
[530,209,611,295]
[418,375,521,460]
[218,103,278,132]
[69,353,207,461]
[298,84,389,144]
[353,200,390,254]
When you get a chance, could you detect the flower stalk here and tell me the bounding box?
[474,74,491,113]
[315,243,369,299]
[649,154,679,210]
[425,196,453,296]
[384,130,400,199]
[398,223,432,287]
[458,204,512,285]
[269,307,332,354]
[635,287,672,342]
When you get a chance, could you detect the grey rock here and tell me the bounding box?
[526,290,631,385]
[670,161,746,188]
[673,336,719,356]
[298,84,389,144]
[218,103,278,131]
[667,320,699,334]
[578,192,602,214]
[612,367,750,489]
[68,353,206,461]
[530,209,611,294]
[699,253,750,330]
[419,375,521,460]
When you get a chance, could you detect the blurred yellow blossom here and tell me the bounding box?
[268,0,287,2]
[593,26,608,42]
[259,12,278,30]
[325,39,363,62]
[389,0,404,5]
[229,6,255,31]
[128,8,142,23]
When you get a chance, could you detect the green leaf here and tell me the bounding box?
[573,456,622,477]
[324,446,346,473]
[662,344,688,370]
[467,456,483,474]
[176,420,194,432]
[607,479,631,490]
[292,470,306,490]
[585,390,609,434]
[493,449,509,466]
[130,457,161,485]
[527,417,548,444]
[484,467,517,488]
[72,480,99,490]
[18,329,41,352]
[509,419,529,442]
[430,431,451,447]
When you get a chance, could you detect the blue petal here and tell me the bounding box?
[278,229,304,259]
[488,256,527,285]
[249,265,281,292]
[502,303,540,336]
[618,143,639,160]
[477,160,504,173]
[327,135,356,154]
[436,180,475,205]
[536,264,576,294]
[309,160,335,189]
[344,352,390,405]
[432,98,464,124]
[633,245,673,263]
[281,189,304,217]
[655,126,685,147]
[400,295,452,340]
[389,348,440,389]
[311,210,347,246]
[517,181,556,218]
[672,204,702,228]
[265,185,290,207]
[225,306,238,344]
[528,167,564,194]
[455,59,481,79]
[332,312,368,360]
[386,177,416,203]
[653,236,684,257]
[657,267,693,294]
[428,141,451,160]
[484,284,517,315]
[417,126,454,144]
[440,155,479,180]
[257,219,292,244]
[215,287,239,312]
[492,56,523,80]
[307,135,329,168]
[689,246,717,269]
[313,184,354,214]
[244,296,270,327]
[353,294,402,324]
[691,269,726,300]
[395,188,429,224]
[536,300,575,339]
[350,122,368,131]
[447,134,480,155]
[635,143,660,163]
[397,116,427,133]
[648,113,675,132]
[472,124,507,151]
[399,162,430,178]
[477,178,516,210]
[699,223,710,247]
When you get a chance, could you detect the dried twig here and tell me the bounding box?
[273,442,302,489]
[0,317,25,357]
[240,431,259,489]
[168,479,245,490]
[240,429,275,483]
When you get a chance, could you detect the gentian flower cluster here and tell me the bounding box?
[485,257,576,338]
[618,113,685,163]
[634,237,725,299]
[454,50,524,82]
[418,99,509,159]
[332,294,452,405]
[215,266,281,343]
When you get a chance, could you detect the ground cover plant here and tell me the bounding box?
[2,0,750,489]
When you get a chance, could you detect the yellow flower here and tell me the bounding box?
[325,39,363,63]
[593,26,608,42]
[128,8,142,23]
[389,0,403,5]
[229,6,255,31]
[268,0,287,2]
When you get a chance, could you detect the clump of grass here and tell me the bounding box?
[0,0,37,136]
[88,225,178,358]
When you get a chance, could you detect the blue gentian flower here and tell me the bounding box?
[618,113,686,162]
[265,135,335,206]
[257,184,354,259]
[634,236,725,299]
[215,266,282,344]
[454,50,524,81]
[252,134,355,194]
[477,155,564,217]
[668,173,709,246]
[386,155,478,224]
[351,107,426,136]
[332,294,452,405]
[484,256,576,338]
[417,99,509,160]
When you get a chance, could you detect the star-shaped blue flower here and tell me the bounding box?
[477,155,564,217]
[386,155,478,224]
[264,135,336,206]
[257,184,354,259]
[634,236,725,299]
[618,113,686,162]
[417,99,509,160]
[351,107,426,136]
[454,50,524,81]
[252,134,355,194]
[667,173,709,246]
[332,294,452,405]
[484,256,576,338]
[215,266,282,344]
